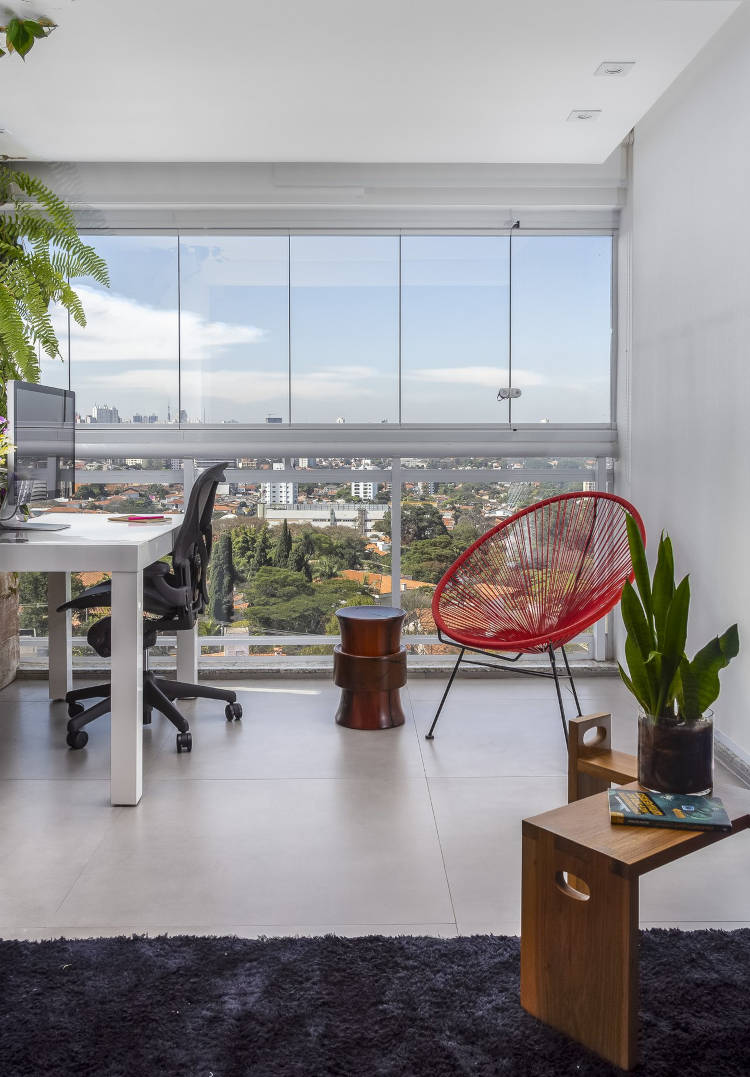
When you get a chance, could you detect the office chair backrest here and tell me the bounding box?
[172,462,228,615]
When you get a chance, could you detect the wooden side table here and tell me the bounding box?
[521,755,750,1069]
[333,606,407,730]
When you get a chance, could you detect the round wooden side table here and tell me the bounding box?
[333,606,407,730]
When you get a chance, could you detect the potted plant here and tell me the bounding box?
[618,518,739,794]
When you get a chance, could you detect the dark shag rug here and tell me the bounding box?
[1,929,749,1076]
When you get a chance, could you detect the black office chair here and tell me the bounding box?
[59,462,242,753]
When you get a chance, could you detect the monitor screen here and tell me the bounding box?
[7,381,76,506]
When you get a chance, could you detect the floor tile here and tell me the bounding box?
[428,775,566,926]
[52,778,453,930]
[145,682,426,781]
[640,830,750,922]
[0,780,118,927]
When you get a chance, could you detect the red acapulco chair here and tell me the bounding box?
[427,491,645,744]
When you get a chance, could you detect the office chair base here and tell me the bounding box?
[64,674,240,750]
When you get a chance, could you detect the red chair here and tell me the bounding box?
[427,491,645,743]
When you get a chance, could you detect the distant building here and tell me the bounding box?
[179,409,188,423]
[265,415,283,424]
[417,480,437,496]
[91,404,121,423]
[351,479,377,500]
[147,413,159,423]
[132,413,144,423]
[262,461,298,506]
[351,459,377,501]
[257,501,387,534]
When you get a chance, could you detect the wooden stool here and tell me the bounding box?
[333,606,407,730]
[521,713,750,1070]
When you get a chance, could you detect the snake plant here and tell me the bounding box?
[618,516,739,721]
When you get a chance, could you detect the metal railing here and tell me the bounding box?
[22,443,614,669]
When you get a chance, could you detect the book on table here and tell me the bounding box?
[608,788,732,831]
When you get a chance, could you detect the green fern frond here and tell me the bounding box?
[0,163,108,414]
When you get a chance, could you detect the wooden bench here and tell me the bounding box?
[521,712,750,1070]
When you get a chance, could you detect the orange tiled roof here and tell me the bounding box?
[339,569,433,595]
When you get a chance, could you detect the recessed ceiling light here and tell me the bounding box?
[567,110,601,122]
[595,61,635,77]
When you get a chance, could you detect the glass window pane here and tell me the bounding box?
[290,236,398,423]
[510,236,612,423]
[179,236,290,423]
[40,302,69,391]
[401,236,510,423]
[70,236,178,424]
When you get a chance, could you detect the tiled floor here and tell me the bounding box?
[0,672,748,940]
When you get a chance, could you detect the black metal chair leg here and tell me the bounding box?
[66,683,110,705]
[156,677,237,705]
[144,679,190,735]
[548,646,569,747]
[425,647,465,740]
[560,646,583,717]
[67,696,112,735]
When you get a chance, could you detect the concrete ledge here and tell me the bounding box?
[16,658,618,680]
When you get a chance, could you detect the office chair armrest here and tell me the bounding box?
[145,561,171,577]
[146,571,191,611]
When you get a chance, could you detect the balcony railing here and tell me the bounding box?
[19,425,615,670]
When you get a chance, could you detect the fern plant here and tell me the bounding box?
[0,164,109,415]
[618,516,739,721]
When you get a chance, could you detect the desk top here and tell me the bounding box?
[0,512,183,572]
[523,781,750,878]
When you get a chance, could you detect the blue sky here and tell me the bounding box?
[43,234,612,425]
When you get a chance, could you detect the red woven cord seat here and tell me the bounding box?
[426,492,645,742]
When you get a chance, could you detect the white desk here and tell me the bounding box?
[0,512,193,805]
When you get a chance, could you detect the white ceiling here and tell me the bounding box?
[0,0,741,164]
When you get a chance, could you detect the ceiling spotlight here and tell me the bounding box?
[595,61,635,77]
[567,110,601,122]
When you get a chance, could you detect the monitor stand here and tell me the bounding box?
[0,508,70,532]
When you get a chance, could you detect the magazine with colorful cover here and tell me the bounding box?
[608,788,731,831]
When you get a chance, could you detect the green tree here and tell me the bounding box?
[317,556,341,579]
[0,166,109,415]
[287,540,308,574]
[402,535,457,584]
[251,526,272,573]
[244,572,376,634]
[208,531,235,622]
[273,519,293,567]
[379,503,448,543]
[231,526,257,580]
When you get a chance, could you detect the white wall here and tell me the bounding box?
[619,3,750,751]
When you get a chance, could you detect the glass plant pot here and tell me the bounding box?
[638,711,714,796]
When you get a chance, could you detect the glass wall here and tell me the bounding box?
[510,236,612,423]
[68,235,179,424]
[179,236,289,423]
[290,236,399,424]
[401,236,510,423]
[54,232,612,428]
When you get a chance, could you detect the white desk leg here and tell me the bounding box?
[110,570,143,806]
[47,572,72,701]
[176,626,199,688]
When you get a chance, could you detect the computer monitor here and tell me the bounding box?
[0,381,75,532]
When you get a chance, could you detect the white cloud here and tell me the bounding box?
[406,365,548,388]
[53,286,264,361]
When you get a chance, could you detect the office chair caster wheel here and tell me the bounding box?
[68,702,84,719]
[176,731,192,753]
[225,702,242,721]
[67,730,88,750]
